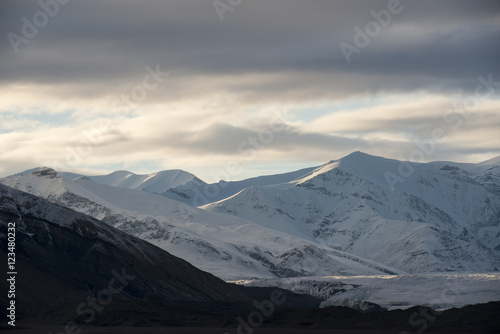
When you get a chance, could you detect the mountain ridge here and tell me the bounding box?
[0,167,400,279]
[4,151,499,278]
[202,152,500,273]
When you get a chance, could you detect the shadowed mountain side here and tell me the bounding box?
[0,184,320,326]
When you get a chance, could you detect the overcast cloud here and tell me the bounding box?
[1,0,499,180]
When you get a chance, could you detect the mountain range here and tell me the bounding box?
[1,152,499,280]
[202,152,500,273]
[1,166,399,280]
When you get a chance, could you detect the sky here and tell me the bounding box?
[1,0,499,182]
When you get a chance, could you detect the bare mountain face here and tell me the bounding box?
[0,184,320,325]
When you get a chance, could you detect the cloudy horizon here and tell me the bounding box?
[1,0,499,182]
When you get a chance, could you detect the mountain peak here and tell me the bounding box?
[324,151,383,165]
[296,151,403,189]
[31,167,60,179]
[338,151,387,163]
[343,150,366,157]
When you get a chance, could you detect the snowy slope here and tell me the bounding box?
[203,152,500,273]
[430,156,500,198]
[59,169,202,194]
[0,184,281,325]
[245,273,500,310]
[0,168,399,280]
[162,166,316,206]
[5,152,499,277]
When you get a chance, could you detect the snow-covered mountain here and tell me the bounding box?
[162,166,316,206]
[4,151,499,277]
[202,152,500,273]
[0,167,399,280]
[57,169,203,194]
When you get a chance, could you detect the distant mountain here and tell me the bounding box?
[161,166,316,206]
[59,169,204,194]
[202,152,500,273]
[0,168,397,280]
[4,151,499,277]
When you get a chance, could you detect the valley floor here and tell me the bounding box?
[4,301,500,334]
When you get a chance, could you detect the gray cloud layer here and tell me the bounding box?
[1,0,499,178]
[2,0,499,97]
